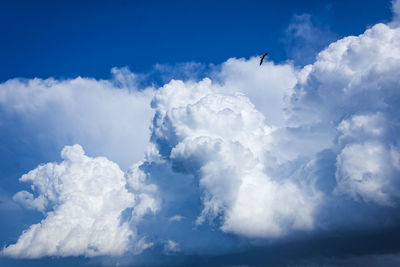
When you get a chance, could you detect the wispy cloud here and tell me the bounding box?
[283,12,338,66]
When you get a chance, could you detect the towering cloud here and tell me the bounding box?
[150,78,318,238]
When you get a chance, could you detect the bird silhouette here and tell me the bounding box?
[259,52,268,66]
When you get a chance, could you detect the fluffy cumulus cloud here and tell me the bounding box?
[289,22,400,206]
[2,145,158,258]
[146,13,400,241]
[0,68,154,169]
[2,5,400,262]
[150,78,317,238]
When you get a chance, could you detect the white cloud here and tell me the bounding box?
[2,144,157,258]
[214,57,297,126]
[336,113,387,145]
[151,76,318,238]
[336,142,398,206]
[147,18,400,241]
[169,215,184,222]
[288,22,400,206]
[163,240,180,254]
[12,190,47,213]
[0,70,154,169]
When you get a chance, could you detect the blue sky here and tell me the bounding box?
[0,0,392,81]
[1,1,400,266]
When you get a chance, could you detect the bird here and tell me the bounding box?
[259,52,268,66]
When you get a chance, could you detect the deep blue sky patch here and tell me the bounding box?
[0,0,392,81]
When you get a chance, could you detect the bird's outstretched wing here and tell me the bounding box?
[259,52,268,66]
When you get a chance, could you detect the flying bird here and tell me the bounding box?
[259,52,268,66]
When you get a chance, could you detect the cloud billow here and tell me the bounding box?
[150,78,318,238]
[289,22,400,206]
[2,145,157,258]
